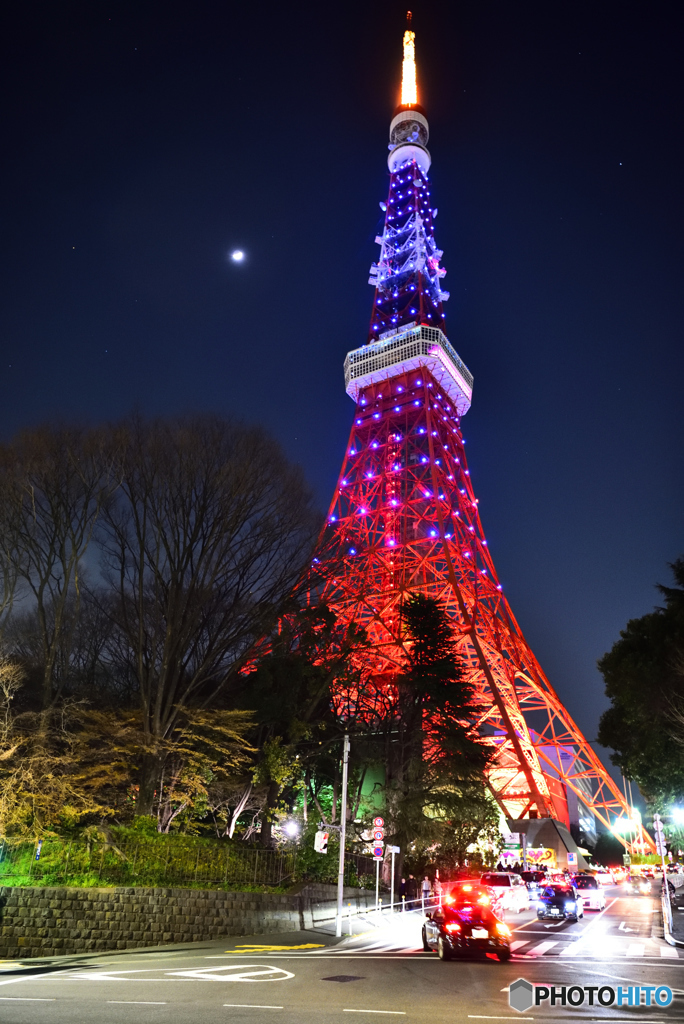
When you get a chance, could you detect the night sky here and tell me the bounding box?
[2,1,683,794]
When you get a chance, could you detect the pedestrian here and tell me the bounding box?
[421,875,431,907]
[399,877,407,899]
[406,874,418,906]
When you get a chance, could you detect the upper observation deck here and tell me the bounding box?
[344,323,473,416]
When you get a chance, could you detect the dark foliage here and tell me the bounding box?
[598,558,684,805]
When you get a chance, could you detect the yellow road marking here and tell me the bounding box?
[225,944,325,953]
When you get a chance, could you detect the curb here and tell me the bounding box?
[662,894,684,949]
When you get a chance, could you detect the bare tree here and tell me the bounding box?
[0,425,116,712]
[99,414,319,816]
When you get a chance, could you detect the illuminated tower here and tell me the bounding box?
[309,17,653,847]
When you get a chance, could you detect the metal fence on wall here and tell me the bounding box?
[0,838,297,889]
[0,839,377,890]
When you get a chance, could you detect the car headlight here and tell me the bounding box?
[565,901,576,910]
[495,922,511,936]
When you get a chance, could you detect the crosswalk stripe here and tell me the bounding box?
[528,941,557,956]
[563,943,583,957]
[625,943,645,957]
[511,941,529,951]
[660,946,679,958]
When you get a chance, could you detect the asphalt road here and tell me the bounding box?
[0,884,681,1024]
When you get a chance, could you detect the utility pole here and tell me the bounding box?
[336,734,350,937]
[653,813,672,928]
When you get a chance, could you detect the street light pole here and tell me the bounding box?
[336,733,350,937]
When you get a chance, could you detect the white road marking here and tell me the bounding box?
[108,1001,167,1005]
[527,941,557,955]
[170,964,294,982]
[468,1017,535,1021]
[0,997,56,1001]
[223,1005,283,1010]
[343,1011,406,1016]
[660,946,679,958]
[510,940,529,951]
[625,943,645,957]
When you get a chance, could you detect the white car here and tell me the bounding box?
[595,870,614,887]
[572,874,606,910]
[480,872,530,913]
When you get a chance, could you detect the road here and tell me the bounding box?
[0,884,681,1024]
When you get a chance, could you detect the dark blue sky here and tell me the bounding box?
[1,0,682,785]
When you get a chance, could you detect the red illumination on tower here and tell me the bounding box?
[307,22,654,851]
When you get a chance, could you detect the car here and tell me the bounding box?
[480,871,530,913]
[625,876,652,896]
[572,873,606,910]
[445,880,505,916]
[422,887,512,961]
[520,870,547,904]
[594,869,614,887]
[536,883,584,922]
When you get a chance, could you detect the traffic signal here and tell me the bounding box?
[314,830,329,854]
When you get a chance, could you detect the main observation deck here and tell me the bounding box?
[344,323,473,415]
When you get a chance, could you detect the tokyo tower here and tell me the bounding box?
[308,16,653,850]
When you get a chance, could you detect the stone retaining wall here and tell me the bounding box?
[0,884,374,959]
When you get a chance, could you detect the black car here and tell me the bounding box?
[422,891,512,961]
[625,875,652,896]
[536,883,584,922]
[520,870,546,902]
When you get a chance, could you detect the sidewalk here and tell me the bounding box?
[0,928,343,975]
[663,877,684,948]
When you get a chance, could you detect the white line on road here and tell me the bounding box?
[223,1005,283,1010]
[625,943,645,956]
[527,941,557,955]
[0,997,56,1001]
[660,946,679,957]
[108,1001,167,1005]
[510,940,529,951]
[343,1011,406,1015]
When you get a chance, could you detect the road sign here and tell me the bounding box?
[314,830,329,854]
[566,851,577,868]
[387,844,400,854]
[370,814,385,860]
[623,853,631,865]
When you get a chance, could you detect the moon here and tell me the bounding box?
[230,250,245,262]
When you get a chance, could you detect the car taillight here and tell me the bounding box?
[445,923,461,933]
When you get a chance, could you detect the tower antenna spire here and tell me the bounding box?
[401,10,417,106]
